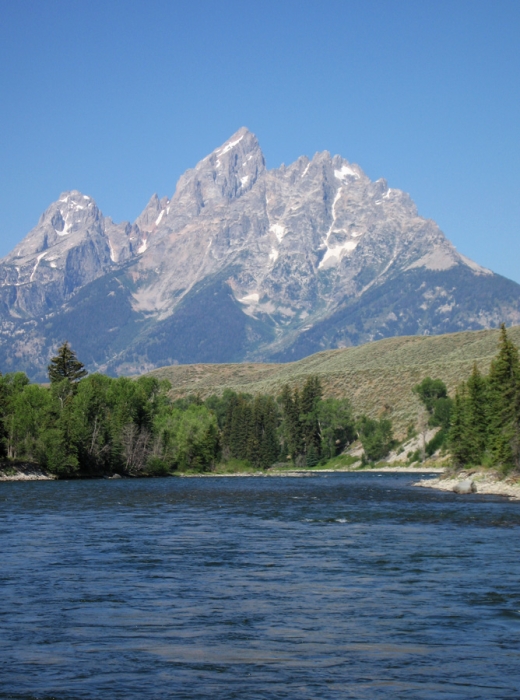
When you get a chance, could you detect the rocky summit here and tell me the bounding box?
[2,127,520,380]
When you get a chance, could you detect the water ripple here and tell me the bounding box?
[0,473,519,699]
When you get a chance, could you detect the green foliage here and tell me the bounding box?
[150,324,520,439]
[406,423,417,439]
[448,385,472,466]
[321,453,360,470]
[356,415,394,462]
[430,397,453,430]
[48,342,88,384]
[279,384,304,464]
[407,448,421,464]
[146,456,170,476]
[0,366,396,477]
[414,377,448,414]
[425,428,447,456]
[414,376,452,431]
[250,395,280,469]
[219,391,280,468]
[301,376,323,464]
[318,398,356,460]
[413,376,452,454]
[487,324,520,468]
[277,377,330,466]
[465,363,489,463]
[449,325,520,472]
[0,370,183,477]
[154,404,219,472]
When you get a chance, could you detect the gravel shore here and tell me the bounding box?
[414,470,520,501]
[0,465,56,481]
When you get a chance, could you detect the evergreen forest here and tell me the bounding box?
[1,326,519,478]
[0,343,366,477]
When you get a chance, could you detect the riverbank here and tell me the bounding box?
[179,465,445,477]
[0,462,446,482]
[414,469,520,501]
[3,463,518,503]
[0,463,56,481]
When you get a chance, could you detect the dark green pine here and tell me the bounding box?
[487,325,520,468]
[48,342,88,384]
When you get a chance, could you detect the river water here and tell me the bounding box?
[1,473,519,699]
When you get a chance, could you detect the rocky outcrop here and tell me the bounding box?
[453,479,477,494]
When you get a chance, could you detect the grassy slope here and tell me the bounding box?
[148,326,520,437]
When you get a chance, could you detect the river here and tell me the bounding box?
[1,473,519,699]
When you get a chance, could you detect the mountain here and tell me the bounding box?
[1,127,520,380]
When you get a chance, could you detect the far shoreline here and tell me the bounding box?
[2,463,519,503]
[0,463,445,482]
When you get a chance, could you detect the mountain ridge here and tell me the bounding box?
[1,127,519,380]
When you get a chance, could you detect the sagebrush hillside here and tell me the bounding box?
[148,326,520,437]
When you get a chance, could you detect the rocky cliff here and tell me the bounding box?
[1,127,519,380]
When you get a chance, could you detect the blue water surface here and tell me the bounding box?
[0,472,519,699]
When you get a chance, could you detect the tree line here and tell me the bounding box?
[448,324,520,472]
[0,342,394,477]
[413,324,520,473]
[5,325,514,478]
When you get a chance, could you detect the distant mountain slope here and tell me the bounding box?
[1,127,519,380]
[147,325,520,437]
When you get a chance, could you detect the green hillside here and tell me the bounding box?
[147,326,520,437]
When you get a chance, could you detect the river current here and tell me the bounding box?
[1,473,519,699]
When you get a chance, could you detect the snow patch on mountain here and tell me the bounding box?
[30,252,47,282]
[334,165,359,180]
[270,224,286,242]
[217,134,244,157]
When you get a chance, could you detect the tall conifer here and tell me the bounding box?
[466,363,489,465]
[301,376,323,463]
[488,324,520,467]
[48,342,88,384]
[449,384,472,466]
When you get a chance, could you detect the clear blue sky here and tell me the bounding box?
[1,0,519,281]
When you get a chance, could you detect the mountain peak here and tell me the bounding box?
[57,189,92,202]
[211,126,258,155]
[1,130,518,380]
[205,127,263,172]
[156,127,265,231]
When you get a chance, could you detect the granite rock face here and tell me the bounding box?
[1,127,520,379]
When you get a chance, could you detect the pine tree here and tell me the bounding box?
[487,324,520,468]
[251,395,280,468]
[301,376,323,463]
[262,395,280,466]
[48,342,88,384]
[224,394,254,461]
[448,384,473,466]
[279,385,304,463]
[466,363,489,465]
